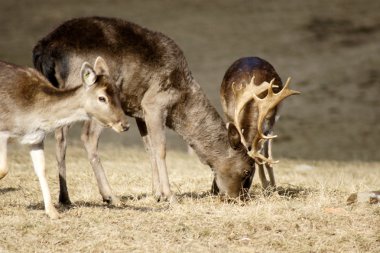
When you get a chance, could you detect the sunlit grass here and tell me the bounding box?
[1,141,379,252]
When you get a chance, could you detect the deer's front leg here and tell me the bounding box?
[257,163,270,190]
[136,118,160,198]
[265,138,276,188]
[258,137,276,191]
[30,142,59,219]
[0,134,9,180]
[55,126,71,205]
[142,96,177,204]
[81,120,120,206]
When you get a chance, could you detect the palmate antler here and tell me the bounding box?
[232,76,300,164]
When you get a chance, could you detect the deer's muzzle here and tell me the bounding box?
[111,120,130,133]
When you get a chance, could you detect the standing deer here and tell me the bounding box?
[220,57,300,190]
[33,16,260,204]
[0,57,129,219]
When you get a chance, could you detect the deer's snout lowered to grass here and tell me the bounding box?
[0,57,128,219]
[219,57,300,191]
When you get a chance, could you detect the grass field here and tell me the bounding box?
[0,140,379,252]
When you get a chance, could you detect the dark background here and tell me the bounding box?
[1,0,379,161]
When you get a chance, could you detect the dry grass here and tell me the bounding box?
[0,140,379,253]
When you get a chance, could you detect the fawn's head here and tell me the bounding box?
[80,56,129,132]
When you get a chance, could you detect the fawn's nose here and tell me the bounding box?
[110,119,130,133]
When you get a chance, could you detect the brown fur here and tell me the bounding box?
[33,16,255,202]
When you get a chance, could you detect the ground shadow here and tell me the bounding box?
[241,184,316,201]
[272,184,316,199]
[0,187,20,195]
[177,191,215,200]
[27,200,168,213]
[26,185,316,212]
[121,193,149,201]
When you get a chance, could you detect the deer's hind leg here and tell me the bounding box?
[136,118,160,200]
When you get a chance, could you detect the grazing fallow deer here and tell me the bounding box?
[0,57,128,218]
[220,57,300,190]
[33,16,255,204]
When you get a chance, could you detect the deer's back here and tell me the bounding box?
[0,61,52,138]
[220,57,283,122]
[33,17,193,117]
[0,61,52,111]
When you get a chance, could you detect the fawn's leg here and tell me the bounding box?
[30,142,59,219]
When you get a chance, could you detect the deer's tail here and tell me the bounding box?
[32,41,60,88]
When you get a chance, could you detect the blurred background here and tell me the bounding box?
[0,0,379,161]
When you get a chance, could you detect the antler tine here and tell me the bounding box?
[232,75,272,147]
[254,77,300,141]
[248,149,279,165]
[267,78,275,96]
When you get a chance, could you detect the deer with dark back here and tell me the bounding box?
[33,17,264,204]
[219,57,300,190]
[0,57,129,218]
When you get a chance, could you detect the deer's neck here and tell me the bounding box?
[34,85,89,131]
[169,81,230,167]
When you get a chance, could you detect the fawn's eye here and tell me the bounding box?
[98,96,107,103]
[243,169,250,178]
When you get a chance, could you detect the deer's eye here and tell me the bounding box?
[243,169,250,177]
[98,96,107,103]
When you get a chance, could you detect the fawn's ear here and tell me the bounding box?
[93,56,110,76]
[227,123,243,150]
[80,62,97,87]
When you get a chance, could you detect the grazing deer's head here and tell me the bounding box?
[80,56,129,133]
[212,146,255,199]
[227,76,300,164]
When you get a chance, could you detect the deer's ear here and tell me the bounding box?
[227,123,242,150]
[93,56,110,76]
[80,62,97,87]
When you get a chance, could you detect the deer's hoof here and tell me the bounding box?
[109,197,122,207]
[103,195,121,207]
[59,192,72,206]
[59,198,72,206]
[169,195,178,205]
[154,193,162,202]
[47,207,60,220]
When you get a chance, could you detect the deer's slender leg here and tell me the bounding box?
[135,118,160,198]
[30,142,59,219]
[141,89,178,204]
[265,138,276,188]
[81,120,120,205]
[257,162,269,190]
[0,133,9,180]
[55,126,71,205]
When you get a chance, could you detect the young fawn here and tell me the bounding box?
[0,57,128,218]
